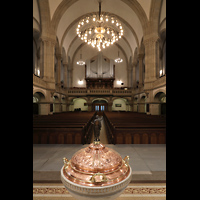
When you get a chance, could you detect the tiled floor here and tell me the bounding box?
[33,182,166,200]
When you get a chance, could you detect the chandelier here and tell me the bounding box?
[76,0,123,51]
[115,49,123,63]
[77,49,85,65]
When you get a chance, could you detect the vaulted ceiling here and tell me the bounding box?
[33,0,166,66]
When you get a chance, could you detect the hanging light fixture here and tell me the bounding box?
[115,49,123,63]
[76,0,123,51]
[77,49,85,65]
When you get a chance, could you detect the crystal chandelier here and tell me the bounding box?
[76,0,123,51]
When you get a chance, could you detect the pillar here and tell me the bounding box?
[138,53,144,88]
[132,63,136,89]
[127,68,131,88]
[143,35,159,91]
[68,68,73,88]
[56,53,62,87]
[39,36,56,90]
[63,62,68,88]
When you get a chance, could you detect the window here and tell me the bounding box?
[101,105,104,111]
[95,105,99,111]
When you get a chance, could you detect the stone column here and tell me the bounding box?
[138,53,144,88]
[63,62,68,88]
[39,36,56,90]
[87,97,92,111]
[108,102,113,111]
[68,68,73,88]
[143,35,159,91]
[56,53,62,87]
[132,63,136,89]
[127,68,132,88]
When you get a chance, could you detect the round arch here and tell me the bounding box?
[154,91,166,102]
[33,90,46,100]
[153,89,166,99]
[33,91,46,115]
[61,12,139,57]
[112,98,128,111]
[52,0,147,42]
[92,98,108,112]
[92,98,108,103]
[73,98,88,111]
[153,91,166,115]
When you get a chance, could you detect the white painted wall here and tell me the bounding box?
[73,98,88,111]
[112,98,127,111]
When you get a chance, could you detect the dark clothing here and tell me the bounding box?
[93,120,101,141]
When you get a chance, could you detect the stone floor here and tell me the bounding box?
[33,143,166,182]
[33,119,166,199]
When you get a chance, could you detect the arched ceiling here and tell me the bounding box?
[34,0,166,66]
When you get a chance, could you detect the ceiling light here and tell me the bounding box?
[77,49,85,65]
[115,49,123,63]
[76,0,123,51]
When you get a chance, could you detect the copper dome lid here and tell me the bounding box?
[62,141,130,186]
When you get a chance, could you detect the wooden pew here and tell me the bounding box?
[103,112,166,144]
[33,112,96,144]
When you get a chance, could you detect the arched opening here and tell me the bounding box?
[33,92,45,115]
[112,98,127,111]
[73,98,88,111]
[92,99,108,114]
[154,92,166,115]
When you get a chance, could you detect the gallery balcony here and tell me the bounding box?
[66,87,133,96]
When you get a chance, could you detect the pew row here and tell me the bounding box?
[103,112,166,144]
[33,112,96,144]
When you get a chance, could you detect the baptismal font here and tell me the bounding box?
[61,115,132,200]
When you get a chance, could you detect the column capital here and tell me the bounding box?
[143,34,160,46]
[39,35,56,45]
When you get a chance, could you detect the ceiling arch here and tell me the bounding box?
[36,0,165,73]
[60,11,139,58]
[45,0,152,63]
[53,0,145,45]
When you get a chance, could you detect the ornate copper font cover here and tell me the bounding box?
[62,142,130,187]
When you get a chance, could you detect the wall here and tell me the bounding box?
[112,98,127,111]
[72,45,128,88]
[73,98,88,111]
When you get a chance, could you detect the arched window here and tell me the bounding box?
[160,40,166,77]
[33,40,36,74]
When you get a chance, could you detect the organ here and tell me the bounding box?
[85,52,115,88]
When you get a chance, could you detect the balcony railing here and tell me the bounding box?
[66,88,132,96]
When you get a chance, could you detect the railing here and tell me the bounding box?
[66,88,133,95]
[33,75,165,97]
